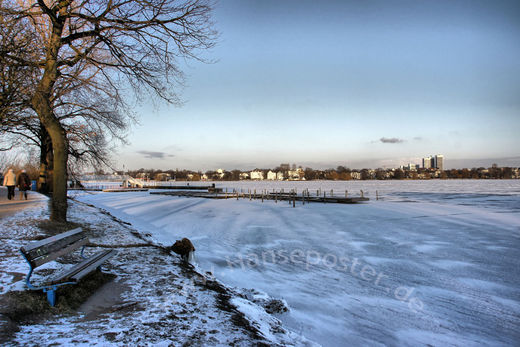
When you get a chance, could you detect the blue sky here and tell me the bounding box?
[117,0,520,171]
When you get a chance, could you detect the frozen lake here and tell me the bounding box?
[73,180,520,346]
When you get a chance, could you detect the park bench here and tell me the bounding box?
[19,227,117,306]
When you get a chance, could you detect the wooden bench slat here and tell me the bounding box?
[70,250,117,282]
[31,238,89,268]
[22,228,85,262]
[48,249,117,285]
[21,228,83,253]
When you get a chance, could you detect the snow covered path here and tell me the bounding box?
[73,180,520,346]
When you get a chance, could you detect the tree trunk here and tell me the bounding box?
[38,123,53,194]
[33,95,68,222]
[32,14,68,222]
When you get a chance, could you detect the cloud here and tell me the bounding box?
[137,151,174,159]
[379,137,404,144]
[413,136,423,141]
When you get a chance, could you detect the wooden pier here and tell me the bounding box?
[150,190,369,204]
[143,185,213,190]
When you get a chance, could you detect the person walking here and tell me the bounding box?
[3,168,16,200]
[17,169,31,200]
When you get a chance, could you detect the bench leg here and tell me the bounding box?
[44,287,57,306]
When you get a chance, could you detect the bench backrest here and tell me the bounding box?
[20,228,88,268]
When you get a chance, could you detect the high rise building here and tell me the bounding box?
[423,156,432,169]
[423,155,444,170]
[435,155,444,171]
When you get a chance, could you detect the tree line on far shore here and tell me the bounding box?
[117,165,519,181]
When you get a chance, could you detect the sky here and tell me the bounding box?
[116,0,520,171]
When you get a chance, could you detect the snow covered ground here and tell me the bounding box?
[72,179,520,346]
[1,193,308,346]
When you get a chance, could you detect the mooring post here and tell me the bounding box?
[275,191,278,203]
[360,190,364,198]
[236,191,239,200]
[345,190,348,198]
[293,191,295,208]
[376,190,379,200]
[249,189,252,201]
[331,189,333,197]
[262,191,264,203]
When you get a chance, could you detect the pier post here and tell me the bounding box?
[360,190,364,198]
[376,190,379,200]
[345,190,348,198]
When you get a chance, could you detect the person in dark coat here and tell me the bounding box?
[17,169,31,200]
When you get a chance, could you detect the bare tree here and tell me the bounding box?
[1,0,216,221]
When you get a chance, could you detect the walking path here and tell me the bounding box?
[0,187,48,219]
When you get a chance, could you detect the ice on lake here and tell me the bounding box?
[73,179,520,346]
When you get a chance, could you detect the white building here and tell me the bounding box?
[250,170,264,180]
[288,167,304,180]
[267,170,277,180]
[423,156,432,169]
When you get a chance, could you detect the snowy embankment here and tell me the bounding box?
[0,192,310,346]
[71,180,520,346]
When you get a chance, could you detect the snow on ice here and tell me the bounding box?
[71,179,520,346]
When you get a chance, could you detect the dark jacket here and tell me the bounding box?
[18,172,31,191]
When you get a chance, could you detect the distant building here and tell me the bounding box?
[239,172,250,180]
[423,156,432,169]
[288,167,304,180]
[435,155,444,171]
[216,169,225,179]
[155,173,171,181]
[267,170,277,180]
[250,170,264,180]
[423,155,444,170]
[407,163,417,171]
